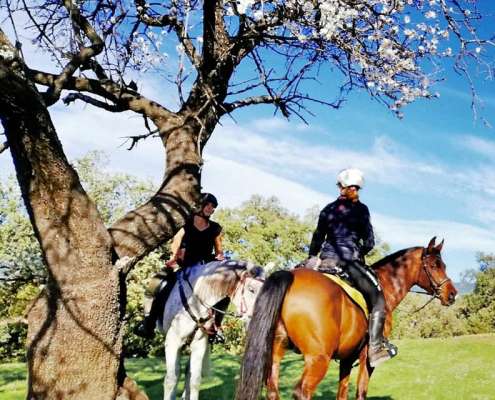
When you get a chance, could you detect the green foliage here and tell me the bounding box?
[73,151,154,225]
[392,294,469,339]
[460,252,495,334]
[0,322,27,362]
[0,177,45,315]
[0,179,43,361]
[0,151,158,360]
[124,251,168,358]
[215,195,313,269]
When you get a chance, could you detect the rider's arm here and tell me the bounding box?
[166,228,185,267]
[214,232,224,260]
[359,205,375,256]
[308,207,329,257]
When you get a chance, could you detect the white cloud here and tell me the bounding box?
[201,154,490,279]
[201,155,328,214]
[211,121,446,189]
[373,213,495,252]
[461,135,495,159]
[201,153,495,254]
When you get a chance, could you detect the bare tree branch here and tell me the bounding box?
[28,69,173,121]
[42,0,105,106]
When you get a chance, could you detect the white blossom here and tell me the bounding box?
[425,11,436,19]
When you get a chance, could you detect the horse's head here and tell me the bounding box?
[231,263,265,326]
[417,237,457,306]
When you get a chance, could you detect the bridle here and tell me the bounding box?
[409,248,451,313]
[178,270,263,333]
[421,249,451,298]
[230,275,264,316]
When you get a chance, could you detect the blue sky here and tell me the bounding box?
[1,7,495,280]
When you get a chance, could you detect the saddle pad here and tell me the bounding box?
[323,273,369,317]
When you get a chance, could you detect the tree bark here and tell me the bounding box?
[1,31,126,399]
[1,29,217,399]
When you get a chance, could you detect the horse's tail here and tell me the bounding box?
[235,270,294,400]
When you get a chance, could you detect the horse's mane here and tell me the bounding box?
[190,261,258,300]
[370,246,422,270]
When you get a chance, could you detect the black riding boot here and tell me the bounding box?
[368,311,398,367]
[134,313,157,339]
[135,277,173,339]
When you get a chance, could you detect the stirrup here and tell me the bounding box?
[368,341,398,368]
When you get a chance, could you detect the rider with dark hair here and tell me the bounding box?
[306,168,397,367]
[135,193,225,339]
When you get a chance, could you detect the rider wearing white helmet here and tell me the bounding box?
[307,168,397,367]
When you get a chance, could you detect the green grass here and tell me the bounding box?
[1,335,494,399]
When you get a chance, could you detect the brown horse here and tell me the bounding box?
[235,237,457,400]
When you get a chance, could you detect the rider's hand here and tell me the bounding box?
[165,258,178,268]
[215,253,225,261]
[305,256,320,269]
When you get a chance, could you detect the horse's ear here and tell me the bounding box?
[426,236,437,253]
[240,270,249,282]
[435,238,444,252]
[246,262,264,278]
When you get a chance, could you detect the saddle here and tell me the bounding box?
[319,269,369,317]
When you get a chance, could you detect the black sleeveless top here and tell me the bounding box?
[180,217,222,268]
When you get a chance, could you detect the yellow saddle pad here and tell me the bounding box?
[323,273,369,317]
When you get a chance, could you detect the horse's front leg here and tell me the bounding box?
[183,332,209,400]
[355,345,373,400]
[164,330,183,400]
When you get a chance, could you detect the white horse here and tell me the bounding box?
[158,260,264,400]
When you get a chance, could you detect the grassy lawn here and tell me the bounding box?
[1,334,494,399]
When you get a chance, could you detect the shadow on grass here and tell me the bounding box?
[0,370,25,387]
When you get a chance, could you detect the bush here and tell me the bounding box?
[0,321,27,361]
[392,293,469,339]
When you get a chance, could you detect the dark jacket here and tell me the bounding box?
[309,197,375,262]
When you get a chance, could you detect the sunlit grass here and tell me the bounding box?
[1,334,494,400]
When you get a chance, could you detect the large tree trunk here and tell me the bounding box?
[1,31,124,399]
[1,29,215,399]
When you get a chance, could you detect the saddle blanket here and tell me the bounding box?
[323,273,369,317]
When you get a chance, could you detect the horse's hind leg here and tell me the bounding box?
[293,353,330,400]
[267,321,289,400]
[355,346,373,400]
[337,358,354,400]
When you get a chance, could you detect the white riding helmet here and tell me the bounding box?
[337,168,365,188]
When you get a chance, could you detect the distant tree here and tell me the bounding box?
[461,252,495,333]
[216,195,313,269]
[456,268,477,294]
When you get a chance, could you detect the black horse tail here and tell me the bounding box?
[235,270,295,400]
